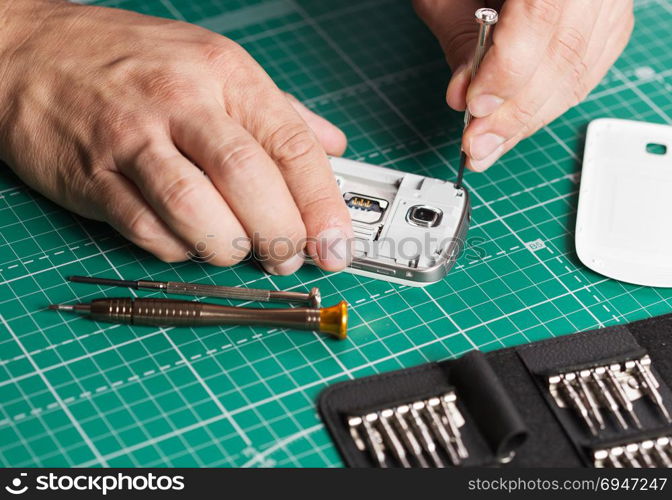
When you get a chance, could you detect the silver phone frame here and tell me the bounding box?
[346,191,470,286]
[326,157,471,287]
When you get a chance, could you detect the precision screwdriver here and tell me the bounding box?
[68,275,321,307]
[454,8,498,190]
[49,297,348,339]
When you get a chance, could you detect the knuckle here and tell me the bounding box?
[522,0,560,26]
[269,123,317,166]
[508,100,536,129]
[569,78,589,107]
[100,109,155,151]
[552,27,588,70]
[77,166,108,201]
[138,67,195,102]
[198,37,253,79]
[199,38,234,67]
[160,174,201,215]
[122,210,155,242]
[212,139,260,173]
[492,48,527,83]
[299,191,343,217]
[118,210,177,259]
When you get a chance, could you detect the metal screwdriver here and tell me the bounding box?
[68,275,321,308]
[49,297,348,339]
[454,8,498,189]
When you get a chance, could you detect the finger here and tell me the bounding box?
[90,170,190,262]
[580,0,633,83]
[285,93,347,156]
[466,0,565,118]
[170,108,308,275]
[232,87,354,272]
[413,0,483,110]
[118,138,250,266]
[463,1,601,169]
[467,7,633,172]
[413,0,483,70]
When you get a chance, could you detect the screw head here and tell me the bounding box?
[475,8,498,25]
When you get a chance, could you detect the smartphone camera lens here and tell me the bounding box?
[406,205,443,228]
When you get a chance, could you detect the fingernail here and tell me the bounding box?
[469,133,505,161]
[316,228,351,271]
[264,252,305,276]
[468,94,503,118]
[470,145,504,172]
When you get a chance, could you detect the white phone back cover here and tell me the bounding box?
[576,118,672,287]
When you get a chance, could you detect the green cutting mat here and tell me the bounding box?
[1,0,671,468]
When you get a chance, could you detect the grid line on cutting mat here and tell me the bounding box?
[0,0,671,467]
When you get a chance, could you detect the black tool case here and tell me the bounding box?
[318,313,672,467]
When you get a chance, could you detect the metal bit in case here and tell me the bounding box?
[346,391,469,468]
[548,355,670,435]
[594,433,672,468]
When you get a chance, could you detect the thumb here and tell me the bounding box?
[413,0,483,111]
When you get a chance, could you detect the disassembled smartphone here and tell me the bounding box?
[325,157,471,286]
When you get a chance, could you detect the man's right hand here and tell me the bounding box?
[0,0,353,274]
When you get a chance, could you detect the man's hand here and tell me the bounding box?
[414,0,634,171]
[0,0,353,274]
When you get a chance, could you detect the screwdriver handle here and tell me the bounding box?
[160,281,271,301]
[463,8,498,130]
[86,298,347,339]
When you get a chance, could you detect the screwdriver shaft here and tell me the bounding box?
[454,8,498,189]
